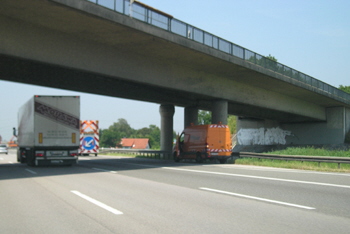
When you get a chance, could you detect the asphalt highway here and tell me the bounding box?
[1,149,350,233]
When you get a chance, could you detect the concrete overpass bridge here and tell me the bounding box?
[1,0,350,154]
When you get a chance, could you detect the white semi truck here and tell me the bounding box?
[17,96,80,166]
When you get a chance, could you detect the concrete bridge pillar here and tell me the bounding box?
[184,106,198,128]
[159,104,175,158]
[212,100,228,125]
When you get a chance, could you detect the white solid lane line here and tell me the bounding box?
[213,164,350,177]
[92,168,118,173]
[163,167,350,189]
[200,187,315,210]
[25,169,37,174]
[71,190,123,215]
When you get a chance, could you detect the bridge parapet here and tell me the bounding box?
[84,0,350,104]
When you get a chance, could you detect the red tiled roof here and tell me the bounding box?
[120,138,150,149]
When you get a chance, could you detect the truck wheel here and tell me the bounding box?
[195,153,203,163]
[17,150,21,162]
[26,150,35,167]
[27,158,35,167]
[18,150,26,163]
[219,159,227,164]
[173,152,180,162]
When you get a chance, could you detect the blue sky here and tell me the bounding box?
[1,0,349,141]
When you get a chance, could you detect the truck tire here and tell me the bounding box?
[195,152,203,163]
[219,159,227,164]
[26,150,35,167]
[17,149,26,163]
[173,152,180,162]
[17,150,21,162]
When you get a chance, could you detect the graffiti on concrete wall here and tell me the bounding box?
[237,127,292,145]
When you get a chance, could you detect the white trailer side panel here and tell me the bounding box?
[17,97,35,146]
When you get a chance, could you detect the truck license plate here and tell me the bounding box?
[51,160,62,164]
[50,151,64,156]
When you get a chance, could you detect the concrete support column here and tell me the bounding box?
[211,100,228,125]
[159,104,175,158]
[184,106,198,128]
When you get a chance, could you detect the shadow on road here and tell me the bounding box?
[0,151,225,181]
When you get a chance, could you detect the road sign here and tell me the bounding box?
[82,136,96,151]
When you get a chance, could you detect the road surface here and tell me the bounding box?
[1,149,350,233]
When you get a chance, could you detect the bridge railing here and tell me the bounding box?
[87,0,350,103]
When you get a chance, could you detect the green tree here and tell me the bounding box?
[339,85,350,143]
[100,120,163,149]
[266,54,277,62]
[100,129,120,147]
[197,110,237,134]
[100,118,134,147]
[198,110,211,125]
[247,54,278,71]
[133,125,161,149]
[339,85,350,94]
[227,115,237,134]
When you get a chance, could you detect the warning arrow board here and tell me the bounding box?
[82,136,96,151]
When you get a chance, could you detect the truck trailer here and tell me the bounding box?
[173,124,233,164]
[17,95,80,166]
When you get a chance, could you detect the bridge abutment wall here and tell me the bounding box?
[236,107,350,150]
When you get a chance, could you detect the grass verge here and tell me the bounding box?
[102,148,350,173]
[235,147,350,173]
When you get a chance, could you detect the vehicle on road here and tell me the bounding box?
[0,144,8,154]
[79,120,99,156]
[173,124,233,164]
[17,95,80,166]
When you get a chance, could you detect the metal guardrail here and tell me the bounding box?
[85,0,350,104]
[238,152,350,169]
[100,149,350,168]
[100,149,171,159]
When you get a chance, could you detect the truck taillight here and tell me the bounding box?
[70,153,77,157]
[36,153,44,157]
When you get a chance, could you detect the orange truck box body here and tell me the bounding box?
[174,124,232,163]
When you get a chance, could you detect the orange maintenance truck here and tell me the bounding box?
[173,124,233,164]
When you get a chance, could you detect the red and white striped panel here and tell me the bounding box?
[208,148,231,153]
[79,120,99,154]
[209,124,228,128]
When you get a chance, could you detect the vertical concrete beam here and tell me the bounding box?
[159,104,175,157]
[345,107,350,143]
[212,100,228,125]
[184,106,198,128]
